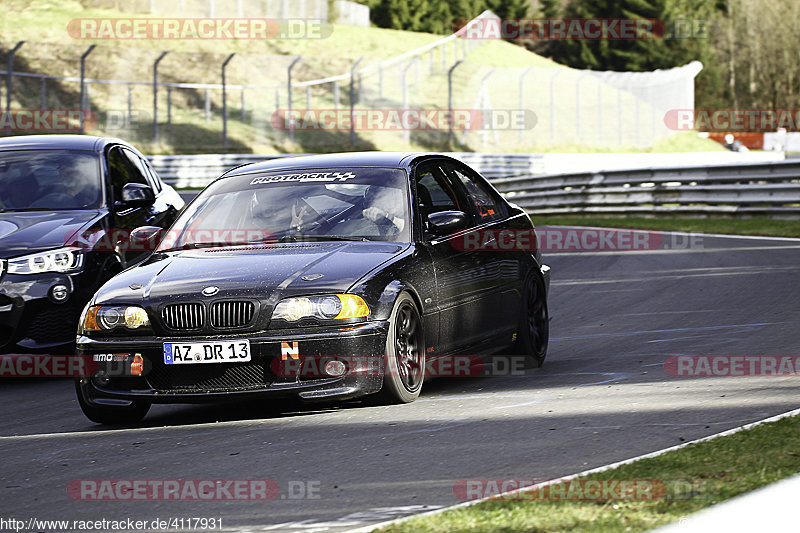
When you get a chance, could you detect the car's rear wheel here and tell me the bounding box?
[377,292,425,404]
[75,380,150,425]
[516,271,549,367]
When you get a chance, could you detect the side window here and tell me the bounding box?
[415,164,462,214]
[447,164,505,223]
[138,154,163,193]
[107,147,148,202]
[414,163,465,237]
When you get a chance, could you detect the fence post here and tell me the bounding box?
[549,69,562,143]
[402,58,417,143]
[79,44,95,133]
[575,71,588,143]
[448,60,462,145]
[241,88,245,121]
[349,57,363,145]
[152,51,168,142]
[6,41,24,114]
[127,85,133,124]
[287,55,301,142]
[167,86,172,124]
[40,78,46,110]
[518,66,532,143]
[333,80,339,111]
[221,52,235,151]
[205,90,210,123]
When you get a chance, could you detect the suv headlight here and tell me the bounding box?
[272,294,370,323]
[7,247,84,274]
[82,305,150,332]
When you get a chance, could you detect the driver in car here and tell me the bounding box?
[361,186,405,233]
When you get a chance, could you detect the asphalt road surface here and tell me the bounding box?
[2,228,799,532]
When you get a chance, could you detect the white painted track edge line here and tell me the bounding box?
[346,406,800,533]
[540,224,800,242]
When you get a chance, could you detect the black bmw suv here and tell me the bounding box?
[0,135,184,353]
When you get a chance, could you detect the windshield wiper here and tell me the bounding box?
[271,234,369,243]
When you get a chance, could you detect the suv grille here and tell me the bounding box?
[210,301,255,328]
[162,303,204,330]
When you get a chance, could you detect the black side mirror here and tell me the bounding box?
[117,183,155,209]
[129,226,164,251]
[427,210,468,236]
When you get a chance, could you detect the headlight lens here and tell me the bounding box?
[8,247,83,274]
[272,294,370,323]
[82,305,150,331]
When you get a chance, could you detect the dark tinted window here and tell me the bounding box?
[448,164,504,222]
[107,147,148,202]
[0,150,101,210]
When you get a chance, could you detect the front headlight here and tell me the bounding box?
[272,294,370,323]
[82,305,150,331]
[7,247,84,274]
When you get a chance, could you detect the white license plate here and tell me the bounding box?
[164,340,251,364]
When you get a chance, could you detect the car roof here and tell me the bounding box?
[0,134,128,152]
[222,151,457,177]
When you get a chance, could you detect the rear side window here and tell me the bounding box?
[448,164,505,223]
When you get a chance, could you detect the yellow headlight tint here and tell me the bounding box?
[83,306,100,331]
[335,294,370,319]
[124,307,150,328]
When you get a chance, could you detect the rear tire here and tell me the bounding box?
[376,292,425,404]
[75,380,150,425]
[516,271,549,368]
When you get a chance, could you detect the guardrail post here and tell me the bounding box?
[79,44,95,133]
[287,55,301,142]
[221,52,235,151]
[448,60,463,145]
[349,57,364,145]
[152,51,168,142]
[6,41,24,114]
[518,66,532,143]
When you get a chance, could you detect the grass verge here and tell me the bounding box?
[534,216,800,238]
[375,414,800,533]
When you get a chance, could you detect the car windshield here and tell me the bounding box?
[0,150,102,211]
[158,167,410,251]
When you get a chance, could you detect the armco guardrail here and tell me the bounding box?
[492,160,800,217]
[148,152,546,187]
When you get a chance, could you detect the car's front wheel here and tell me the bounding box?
[377,292,425,404]
[75,380,151,425]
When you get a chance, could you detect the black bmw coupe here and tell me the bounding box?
[75,152,550,423]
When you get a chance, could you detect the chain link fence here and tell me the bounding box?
[0,11,702,153]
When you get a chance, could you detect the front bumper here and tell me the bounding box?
[76,321,388,406]
[0,271,88,352]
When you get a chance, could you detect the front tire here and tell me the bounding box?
[516,271,549,368]
[377,292,425,404]
[75,380,151,425]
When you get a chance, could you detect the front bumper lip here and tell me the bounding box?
[76,321,388,404]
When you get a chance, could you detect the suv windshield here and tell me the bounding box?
[0,150,102,211]
[159,167,410,251]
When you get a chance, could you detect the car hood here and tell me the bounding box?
[0,210,103,259]
[96,241,408,307]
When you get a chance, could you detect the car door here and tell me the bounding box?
[441,160,522,349]
[105,146,155,266]
[124,148,180,229]
[413,159,499,356]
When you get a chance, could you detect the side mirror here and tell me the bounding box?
[427,210,468,236]
[129,226,164,251]
[117,183,155,209]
